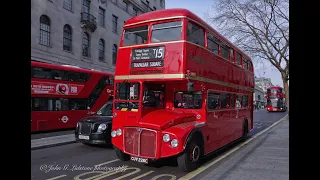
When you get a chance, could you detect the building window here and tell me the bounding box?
[133,9,137,16]
[82,32,90,57]
[160,0,164,8]
[112,44,118,65]
[63,0,72,11]
[99,7,105,27]
[63,24,72,51]
[82,0,90,14]
[112,15,118,34]
[99,39,105,61]
[124,1,128,12]
[39,15,51,46]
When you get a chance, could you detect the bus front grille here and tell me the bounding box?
[123,127,157,158]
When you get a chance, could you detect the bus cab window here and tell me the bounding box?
[143,83,165,108]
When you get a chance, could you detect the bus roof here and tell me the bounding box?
[124,8,251,61]
[31,61,114,76]
[267,86,282,90]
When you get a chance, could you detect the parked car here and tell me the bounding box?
[75,101,113,146]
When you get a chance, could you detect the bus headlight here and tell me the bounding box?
[116,129,122,136]
[163,134,170,142]
[111,130,117,137]
[171,139,178,148]
[97,124,107,132]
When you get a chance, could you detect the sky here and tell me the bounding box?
[165,0,283,87]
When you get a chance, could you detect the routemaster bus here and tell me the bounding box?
[111,8,254,172]
[31,61,114,132]
[266,86,286,112]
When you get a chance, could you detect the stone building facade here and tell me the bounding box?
[31,0,166,73]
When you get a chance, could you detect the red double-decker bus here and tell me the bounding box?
[111,8,254,172]
[266,86,286,112]
[31,61,114,132]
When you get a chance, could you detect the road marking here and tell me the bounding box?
[94,167,140,180]
[73,170,111,180]
[46,175,67,180]
[74,166,128,180]
[177,114,288,180]
[94,159,120,167]
[151,174,177,180]
[129,171,154,180]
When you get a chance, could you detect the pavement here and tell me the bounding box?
[31,109,288,180]
[31,134,76,150]
[193,113,289,180]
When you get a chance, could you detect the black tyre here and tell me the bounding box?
[241,121,248,142]
[115,147,130,161]
[177,137,202,172]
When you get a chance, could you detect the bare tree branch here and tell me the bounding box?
[208,0,289,108]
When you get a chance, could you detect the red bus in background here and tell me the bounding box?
[111,8,254,172]
[266,86,286,112]
[31,61,114,132]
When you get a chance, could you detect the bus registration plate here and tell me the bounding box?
[130,156,148,164]
[79,135,89,140]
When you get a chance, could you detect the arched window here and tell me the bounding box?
[82,32,90,57]
[112,44,118,65]
[99,39,105,61]
[63,24,72,51]
[40,15,50,46]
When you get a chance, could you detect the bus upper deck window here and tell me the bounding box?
[123,26,148,46]
[151,21,183,43]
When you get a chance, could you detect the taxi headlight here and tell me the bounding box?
[97,124,107,132]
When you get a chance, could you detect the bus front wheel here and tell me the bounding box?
[115,147,130,161]
[177,137,201,172]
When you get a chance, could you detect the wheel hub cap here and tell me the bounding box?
[190,145,200,162]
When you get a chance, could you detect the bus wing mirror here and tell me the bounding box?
[187,82,194,92]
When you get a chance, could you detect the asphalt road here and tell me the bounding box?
[31,109,287,180]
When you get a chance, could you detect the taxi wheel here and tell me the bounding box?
[177,137,201,172]
[115,147,130,161]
